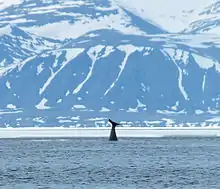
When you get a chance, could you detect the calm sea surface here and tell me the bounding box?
[1,137,220,189]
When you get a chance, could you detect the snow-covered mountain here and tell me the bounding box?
[1,0,220,127]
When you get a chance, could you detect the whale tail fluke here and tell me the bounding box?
[108,119,120,128]
[108,119,120,141]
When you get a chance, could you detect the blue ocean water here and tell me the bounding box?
[1,137,220,189]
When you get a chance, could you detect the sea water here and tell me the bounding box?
[1,137,220,189]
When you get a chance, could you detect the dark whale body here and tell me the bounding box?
[108,119,120,141]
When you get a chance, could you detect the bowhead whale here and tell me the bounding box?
[108,119,120,141]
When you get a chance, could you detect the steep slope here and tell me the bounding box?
[1,31,220,112]
[0,0,220,127]
[113,0,215,33]
[1,30,220,127]
[183,1,220,34]
[0,0,153,39]
[0,24,60,73]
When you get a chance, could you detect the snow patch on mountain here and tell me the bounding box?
[0,25,12,36]
[183,1,220,34]
[33,117,45,124]
[40,48,84,95]
[101,46,115,58]
[5,80,11,89]
[161,48,189,101]
[114,0,214,33]
[193,53,220,72]
[0,0,22,10]
[36,98,50,110]
[104,44,141,96]
[72,45,104,94]
[7,104,16,109]
[18,56,37,72]
[20,2,147,39]
[127,99,146,112]
[37,63,44,75]
[163,48,189,65]
[100,107,111,112]
[72,104,86,109]
[0,0,220,128]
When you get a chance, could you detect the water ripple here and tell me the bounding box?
[1,137,220,188]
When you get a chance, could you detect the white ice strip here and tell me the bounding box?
[104,45,138,96]
[157,109,186,114]
[39,67,54,95]
[39,48,84,95]
[87,117,105,121]
[72,45,104,94]
[0,110,22,115]
[176,65,189,100]
[0,18,35,24]
[23,1,86,13]
[206,117,220,122]
[0,14,25,19]
[144,120,162,124]
[162,49,189,101]
[59,120,72,123]
[35,98,50,110]
[1,127,220,138]
[17,56,37,72]
[202,74,206,92]
[72,104,86,109]
[71,116,80,120]
[100,107,111,112]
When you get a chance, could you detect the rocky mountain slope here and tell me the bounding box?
[0,0,220,127]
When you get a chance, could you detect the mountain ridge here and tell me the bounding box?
[0,0,220,127]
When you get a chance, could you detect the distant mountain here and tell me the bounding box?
[183,1,220,34]
[0,0,220,127]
